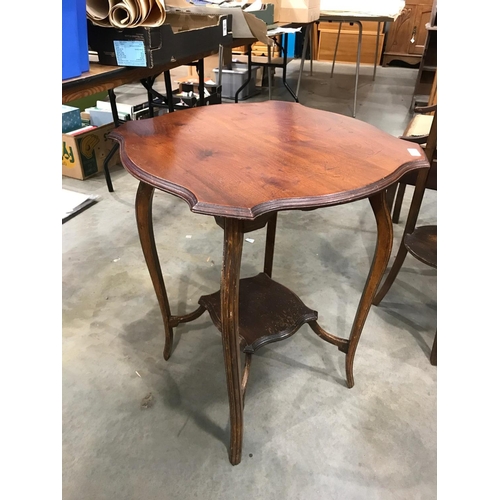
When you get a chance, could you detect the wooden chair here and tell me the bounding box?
[373,108,437,365]
[386,104,437,224]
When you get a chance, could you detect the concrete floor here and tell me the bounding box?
[62,60,437,499]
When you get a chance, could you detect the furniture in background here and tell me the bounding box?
[62,38,255,192]
[373,107,437,365]
[381,0,435,67]
[313,11,398,117]
[108,101,429,465]
[411,22,437,108]
[317,20,385,65]
[387,104,437,224]
[233,22,314,103]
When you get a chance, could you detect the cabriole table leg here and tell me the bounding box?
[220,217,245,465]
[135,181,175,361]
[345,191,393,388]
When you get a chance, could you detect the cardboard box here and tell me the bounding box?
[163,2,271,44]
[248,0,320,23]
[62,123,121,180]
[279,0,321,23]
[62,105,82,133]
[87,13,232,68]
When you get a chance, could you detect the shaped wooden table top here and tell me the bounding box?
[108,101,431,466]
[109,101,428,219]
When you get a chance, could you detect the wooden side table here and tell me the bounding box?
[315,13,397,117]
[109,101,429,465]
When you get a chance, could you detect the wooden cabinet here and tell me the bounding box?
[316,21,385,64]
[382,0,434,66]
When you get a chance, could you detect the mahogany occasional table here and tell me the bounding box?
[109,101,429,465]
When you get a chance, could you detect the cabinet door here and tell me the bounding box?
[408,5,432,55]
[384,4,416,55]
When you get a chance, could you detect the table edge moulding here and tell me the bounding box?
[109,101,429,219]
[108,100,430,466]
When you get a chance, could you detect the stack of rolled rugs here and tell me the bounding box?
[86,0,169,28]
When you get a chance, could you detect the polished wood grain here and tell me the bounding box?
[302,191,393,388]
[109,101,429,219]
[199,273,318,354]
[136,181,175,360]
[345,191,393,387]
[220,218,245,465]
[123,103,431,465]
[136,181,207,358]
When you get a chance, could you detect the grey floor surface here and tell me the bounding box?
[62,60,437,499]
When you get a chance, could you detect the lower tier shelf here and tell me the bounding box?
[404,225,437,268]
[198,273,318,353]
